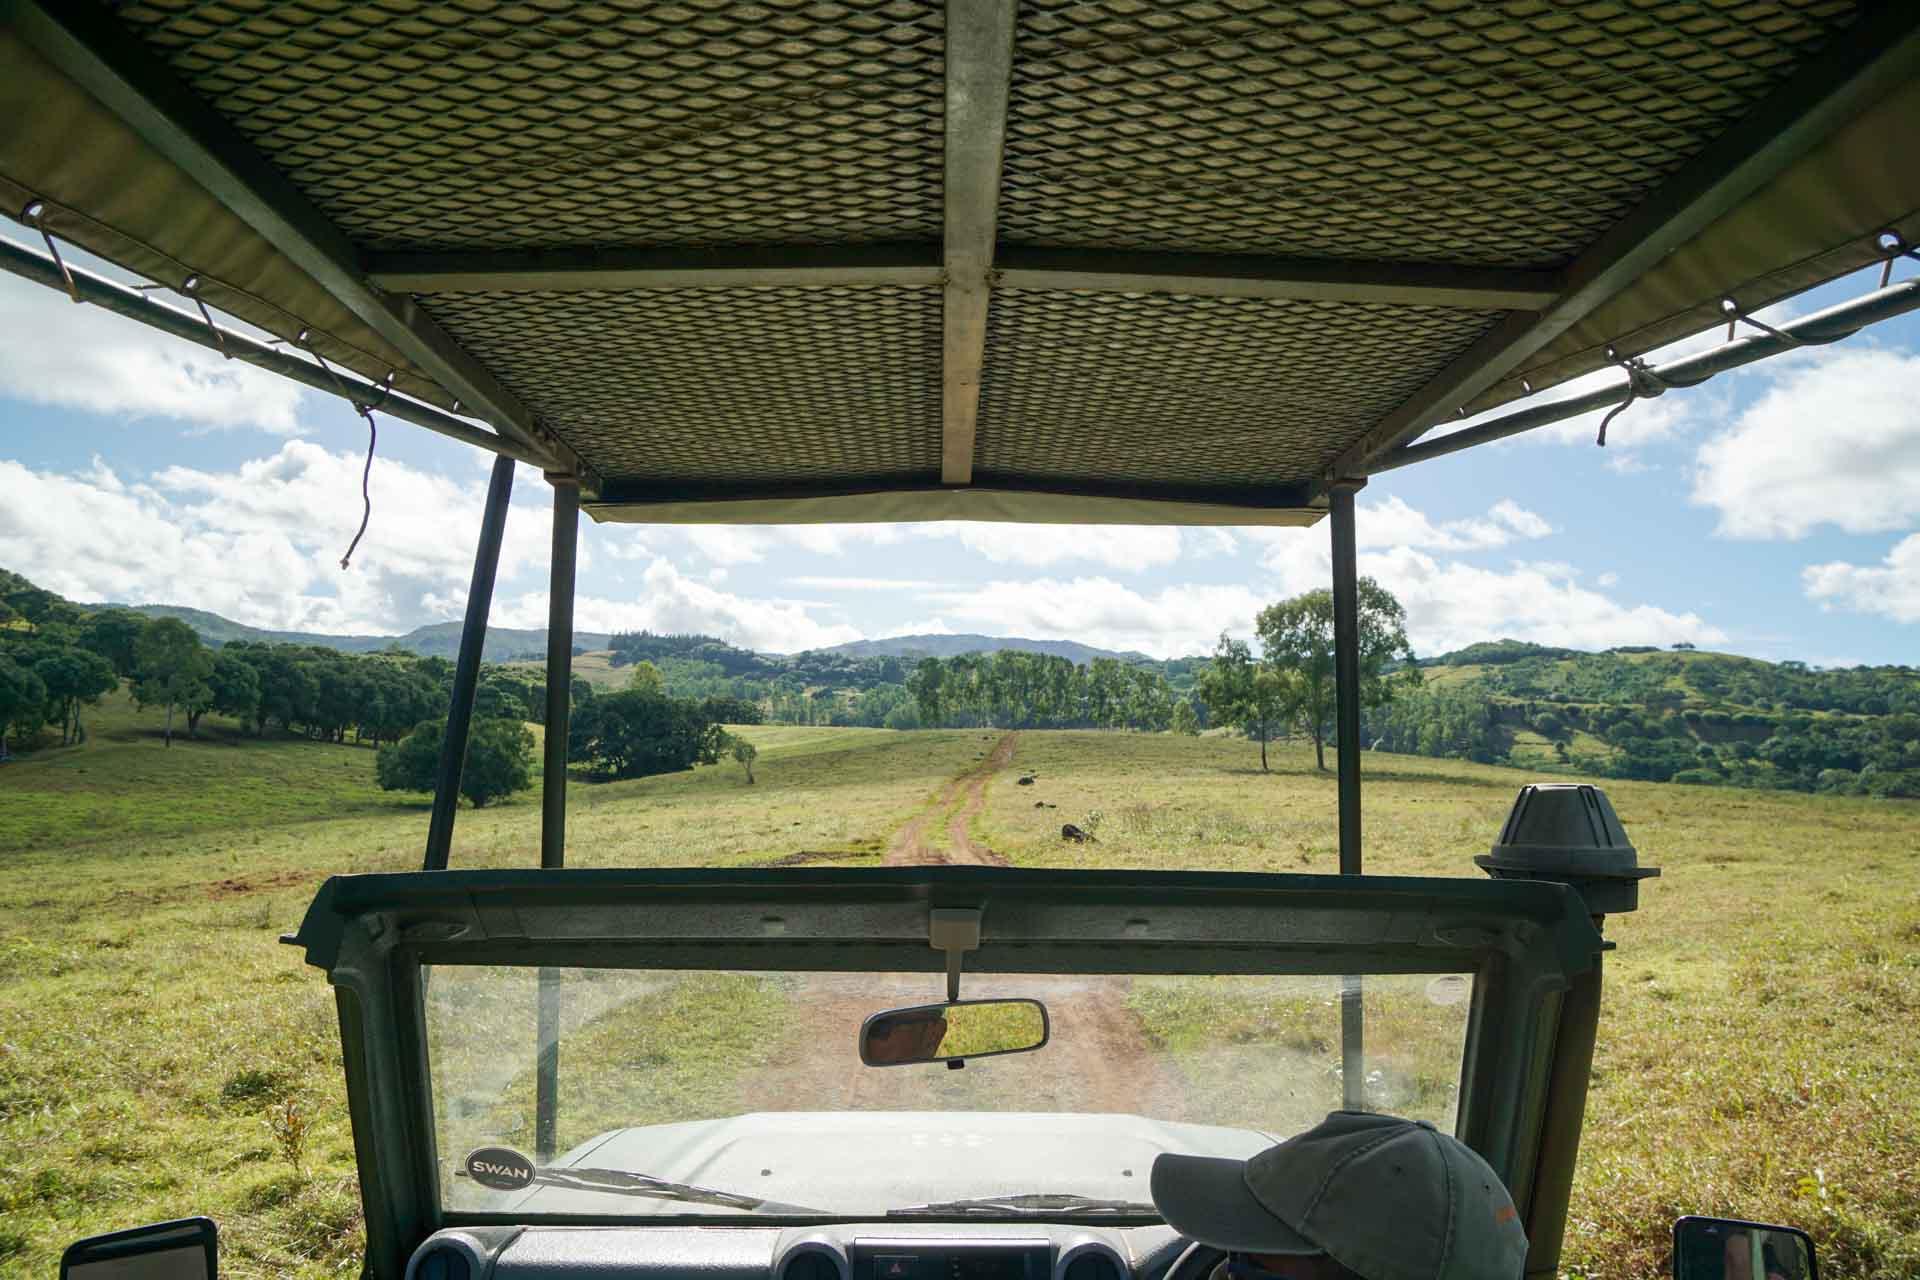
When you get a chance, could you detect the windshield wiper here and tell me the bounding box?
[457,1164,825,1214]
[888,1193,1158,1217]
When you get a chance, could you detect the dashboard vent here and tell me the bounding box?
[1064,1253,1122,1280]
[414,1245,471,1280]
[783,1249,844,1280]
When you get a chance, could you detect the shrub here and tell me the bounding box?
[376,717,534,807]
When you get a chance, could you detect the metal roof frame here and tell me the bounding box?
[1325,1,1920,485]
[4,8,1915,1276]
[7,0,1915,516]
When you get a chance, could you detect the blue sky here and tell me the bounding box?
[3,232,1917,665]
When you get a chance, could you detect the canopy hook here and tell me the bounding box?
[1595,347,1670,448]
[19,200,80,303]
[1877,231,1918,289]
[1718,297,1849,350]
[179,274,231,358]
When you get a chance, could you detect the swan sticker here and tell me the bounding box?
[465,1146,536,1191]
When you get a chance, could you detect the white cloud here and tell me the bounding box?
[917,578,1266,658]
[0,445,549,633]
[1361,548,1726,654]
[1803,533,1920,623]
[940,523,1183,569]
[1691,349,1920,539]
[790,576,944,591]
[1237,522,1721,656]
[494,558,860,653]
[0,267,306,433]
[668,520,1183,571]
[1358,495,1552,551]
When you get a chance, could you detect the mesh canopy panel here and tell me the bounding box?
[999,0,1859,266]
[423,285,945,486]
[976,289,1504,487]
[114,0,947,250]
[3,0,1909,517]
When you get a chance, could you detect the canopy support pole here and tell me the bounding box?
[1331,480,1366,1109]
[422,455,515,871]
[533,477,578,1162]
[540,478,579,870]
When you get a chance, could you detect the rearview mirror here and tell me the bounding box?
[63,1217,217,1280]
[1674,1217,1816,1280]
[860,998,1048,1067]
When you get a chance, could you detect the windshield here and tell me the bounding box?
[426,965,1474,1219]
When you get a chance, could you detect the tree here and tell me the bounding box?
[131,617,213,747]
[625,660,666,695]
[192,650,262,736]
[32,645,117,744]
[1256,579,1418,771]
[568,690,726,779]
[729,732,758,783]
[0,653,46,757]
[78,609,147,677]
[1171,698,1199,736]
[376,716,534,807]
[1195,634,1290,771]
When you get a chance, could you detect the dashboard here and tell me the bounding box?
[405,1223,1212,1280]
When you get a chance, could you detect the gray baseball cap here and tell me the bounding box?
[1150,1111,1528,1280]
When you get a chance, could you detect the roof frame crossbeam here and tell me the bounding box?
[7,0,578,477]
[366,242,1560,310]
[1322,2,1920,489]
[941,0,1018,486]
[0,233,550,466]
[1367,267,1920,474]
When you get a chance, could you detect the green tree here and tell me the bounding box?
[376,716,534,807]
[1256,579,1418,771]
[1171,698,1199,736]
[78,608,147,677]
[568,690,726,780]
[32,645,118,744]
[1195,634,1290,771]
[131,617,213,747]
[626,660,666,695]
[191,650,262,736]
[0,652,47,756]
[729,732,758,783]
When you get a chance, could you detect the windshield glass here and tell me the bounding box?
[426,965,1474,1218]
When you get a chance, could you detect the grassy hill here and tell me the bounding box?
[1,722,1915,1277]
[95,603,612,663]
[822,633,1148,664]
[1380,641,1920,796]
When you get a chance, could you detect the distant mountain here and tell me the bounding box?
[100,603,611,664]
[820,633,1153,665]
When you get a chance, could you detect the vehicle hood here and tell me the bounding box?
[500,1111,1279,1216]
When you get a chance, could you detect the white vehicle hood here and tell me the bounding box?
[493,1111,1279,1217]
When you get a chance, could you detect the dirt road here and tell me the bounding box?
[746,735,1178,1116]
[884,731,1017,866]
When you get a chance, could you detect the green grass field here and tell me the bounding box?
[1,696,1916,1278]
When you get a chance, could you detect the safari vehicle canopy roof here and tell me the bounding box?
[4,0,1920,523]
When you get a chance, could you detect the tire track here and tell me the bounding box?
[885,732,1018,866]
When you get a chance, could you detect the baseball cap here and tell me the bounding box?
[1150,1111,1528,1280]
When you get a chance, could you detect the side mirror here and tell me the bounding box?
[860,998,1049,1067]
[1674,1217,1815,1280]
[63,1218,217,1280]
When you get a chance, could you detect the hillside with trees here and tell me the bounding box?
[1370,641,1920,797]
[7,566,1915,799]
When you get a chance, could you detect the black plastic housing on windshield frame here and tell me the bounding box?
[289,865,1605,1280]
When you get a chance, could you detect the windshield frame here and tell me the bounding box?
[291,865,1603,1280]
